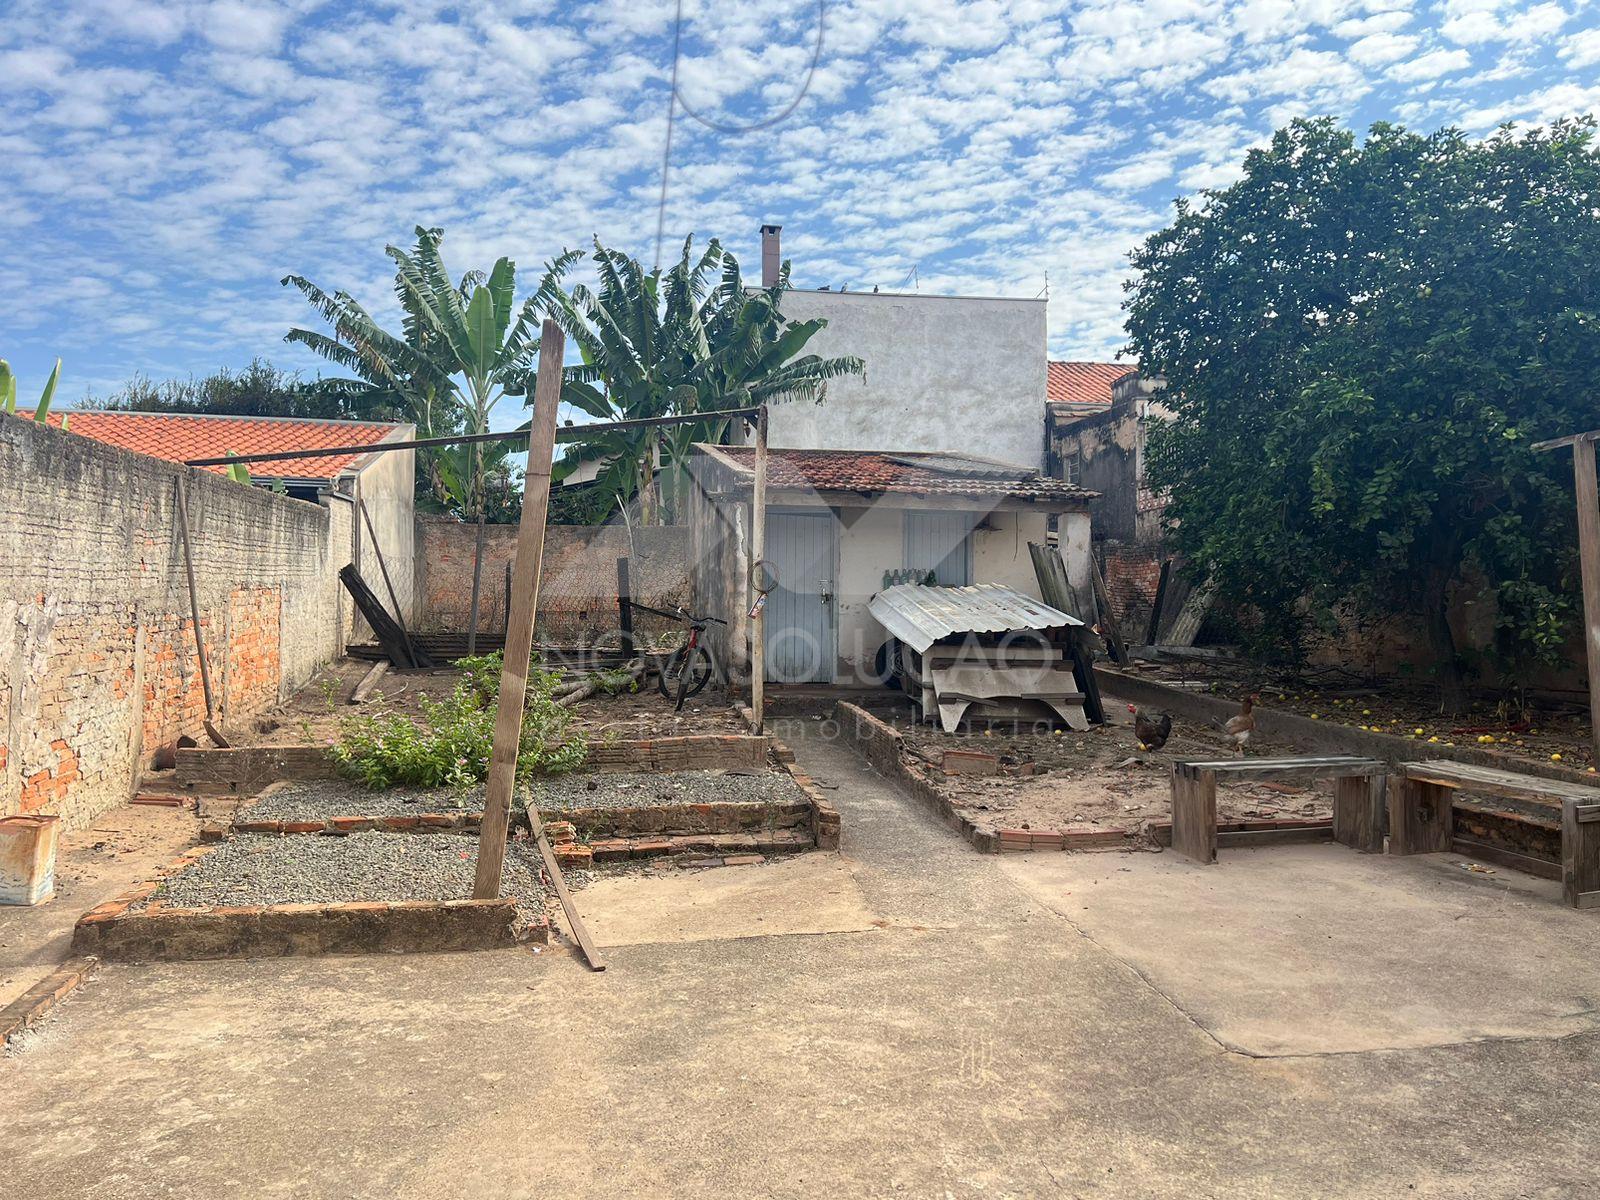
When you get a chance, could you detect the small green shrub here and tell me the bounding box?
[332,660,585,790]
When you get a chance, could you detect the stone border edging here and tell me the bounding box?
[1097,666,1600,785]
[71,844,541,962]
[171,733,773,797]
[1,956,98,1047]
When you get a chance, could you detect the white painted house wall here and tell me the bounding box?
[820,503,1080,684]
[767,291,1049,471]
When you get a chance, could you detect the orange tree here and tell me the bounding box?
[1125,118,1600,710]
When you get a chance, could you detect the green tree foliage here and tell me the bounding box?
[545,237,864,524]
[95,358,387,421]
[1125,118,1600,709]
[284,226,574,639]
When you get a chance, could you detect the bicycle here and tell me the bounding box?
[625,602,727,711]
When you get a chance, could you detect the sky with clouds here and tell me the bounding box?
[2,0,1598,404]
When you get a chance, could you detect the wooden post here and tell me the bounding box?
[1572,441,1600,769]
[750,406,768,735]
[1171,764,1217,864]
[617,557,635,657]
[1387,776,1453,855]
[174,476,228,747]
[1561,797,1600,909]
[1333,773,1386,853]
[473,321,564,900]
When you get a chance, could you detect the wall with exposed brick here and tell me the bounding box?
[1,414,352,829]
[413,519,691,641]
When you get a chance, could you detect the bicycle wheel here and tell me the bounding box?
[660,645,713,709]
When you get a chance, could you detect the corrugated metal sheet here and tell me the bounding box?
[868,583,1081,654]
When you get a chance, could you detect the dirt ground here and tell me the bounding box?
[853,695,1332,834]
[237,657,747,747]
[1135,657,1600,771]
[0,803,198,1010]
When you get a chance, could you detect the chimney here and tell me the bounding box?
[760,224,782,287]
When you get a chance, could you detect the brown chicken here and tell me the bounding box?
[1222,694,1259,755]
[1130,705,1173,752]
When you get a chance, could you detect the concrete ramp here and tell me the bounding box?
[574,854,879,948]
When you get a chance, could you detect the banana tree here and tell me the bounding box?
[284,227,575,647]
[543,237,862,524]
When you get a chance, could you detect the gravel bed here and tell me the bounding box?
[146,832,550,929]
[237,779,490,822]
[238,770,807,821]
[528,769,809,811]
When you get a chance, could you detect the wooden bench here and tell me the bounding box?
[1171,757,1387,865]
[1392,760,1600,909]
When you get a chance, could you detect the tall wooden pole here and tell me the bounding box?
[750,406,768,734]
[1571,440,1600,768]
[473,321,564,899]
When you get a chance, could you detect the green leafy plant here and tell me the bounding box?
[223,451,252,485]
[285,227,576,641]
[333,659,586,789]
[544,236,864,524]
[3,357,66,429]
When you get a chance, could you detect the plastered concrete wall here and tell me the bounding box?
[347,441,417,636]
[413,520,691,641]
[767,291,1049,470]
[688,445,1088,685]
[0,414,349,829]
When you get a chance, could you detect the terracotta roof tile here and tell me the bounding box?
[705,447,1095,505]
[24,411,404,480]
[1046,361,1134,407]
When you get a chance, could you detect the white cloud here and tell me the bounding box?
[1559,28,1600,68]
[1388,47,1473,81]
[0,0,1594,378]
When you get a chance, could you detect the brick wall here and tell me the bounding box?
[414,519,691,641]
[1102,543,1164,637]
[1,414,351,829]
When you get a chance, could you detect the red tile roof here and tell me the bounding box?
[701,446,1094,504]
[1047,361,1134,407]
[23,411,405,481]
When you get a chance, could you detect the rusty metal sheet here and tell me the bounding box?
[868,582,1081,654]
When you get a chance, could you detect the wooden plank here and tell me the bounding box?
[173,476,228,747]
[1163,577,1216,648]
[348,660,389,704]
[358,497,416,667]
[1088,553,1129,666]
[617,557,634,657]
[1388,776,1453,856]
[531,827,605,970]
[1571,440,1600,772]
[1171,765,1217,864]
[1532,428,1600,452]
[1144,558,1171,645]
[1333,773,1386,853]
[750,406,767,734]
[1066,628,1105,726]
[1562,796,1600,909]
[1177,756,1386,779]
[1450,837,1561,882]
[1401,759,1600,806]
[474,321,564,902]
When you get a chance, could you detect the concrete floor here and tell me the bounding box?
[5,728,1600,1198]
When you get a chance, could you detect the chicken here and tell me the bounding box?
[1222,694,1259,755]
[1129,705,1173,752]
